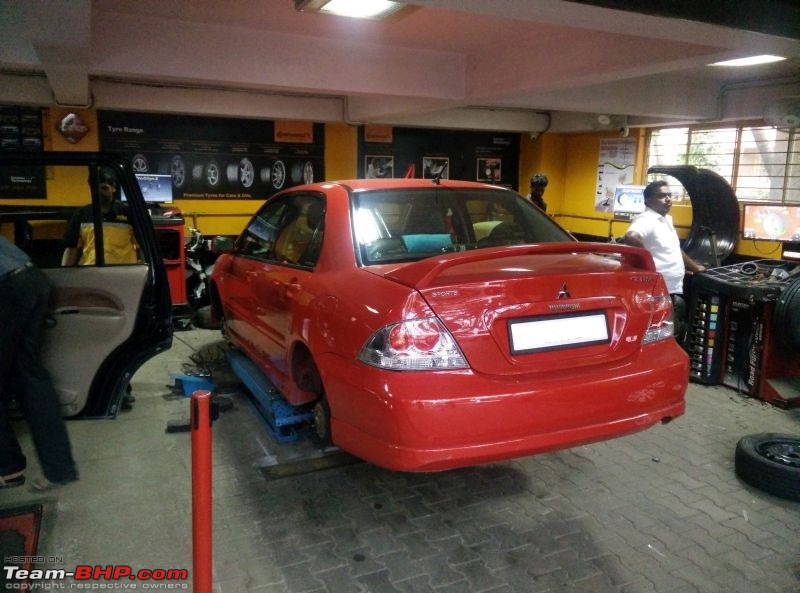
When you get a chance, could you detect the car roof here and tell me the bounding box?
[303,179,513,192]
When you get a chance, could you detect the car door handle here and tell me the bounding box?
[285,281,302,299]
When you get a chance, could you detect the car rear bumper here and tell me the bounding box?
[317,344,688,472]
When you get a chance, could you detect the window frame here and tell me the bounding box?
[645,123,799,206]
[236,192,325,269]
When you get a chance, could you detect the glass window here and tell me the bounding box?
[352,187,571,265]
[0,164,142,268]
[237,198,287,259]
[237,194,325,267]
[646,124,800,205]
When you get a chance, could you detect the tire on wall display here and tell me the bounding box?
[131,153,149,173]
[204,160,222,189]
[271,160,286,190]
[159,155,187,189]
[226,158,255,189]
[291,160,314,184]
[734,433,800,501]
[260,165,271,185]
[171,155,187,189]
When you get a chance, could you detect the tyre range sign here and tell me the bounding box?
[99,111,324,200]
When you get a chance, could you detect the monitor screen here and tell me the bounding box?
[612,185,646,216]
[120,173,174,203]
[742,204,800,242]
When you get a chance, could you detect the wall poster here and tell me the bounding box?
[422,157,449,179]
[0,106,46,199]
[595,137,637,213]
[477,158,502,183]
[365,156,394,178]
[358,127,519,190]
[98,111,325,200]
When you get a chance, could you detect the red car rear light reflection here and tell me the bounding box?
[359,318,469,371]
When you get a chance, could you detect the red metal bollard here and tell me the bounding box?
[191,390,213,593]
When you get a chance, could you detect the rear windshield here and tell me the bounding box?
[352,187,573,264]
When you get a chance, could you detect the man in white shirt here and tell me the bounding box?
[625,180,706,342]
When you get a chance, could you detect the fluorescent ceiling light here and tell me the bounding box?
[710,55,787,67]
[296,0,405,19]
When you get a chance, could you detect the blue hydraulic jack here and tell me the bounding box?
[225,348,315,443]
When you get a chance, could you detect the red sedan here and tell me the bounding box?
[210,179,688,471]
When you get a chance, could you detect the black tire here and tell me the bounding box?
[774,277,800,352]
[734,433,800,501]
[312,397,332,446]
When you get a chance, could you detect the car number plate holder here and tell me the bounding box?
[508,311,609,354]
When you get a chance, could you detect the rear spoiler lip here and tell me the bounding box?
[384,242,656,289]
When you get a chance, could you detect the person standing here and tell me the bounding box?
[0,235,78,490]
[61,167,139,267]
[527,173,548,211]
[624,180,706,342]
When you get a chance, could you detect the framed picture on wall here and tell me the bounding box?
[477,158,502,183]
[422,157,449,179]
[365,155,394,178]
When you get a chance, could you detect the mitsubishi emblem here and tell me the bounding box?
[557,283,571,299]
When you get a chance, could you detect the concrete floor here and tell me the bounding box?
[2,328,799,593]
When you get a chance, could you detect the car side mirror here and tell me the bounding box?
[211,236,234,253]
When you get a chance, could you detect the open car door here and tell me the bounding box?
[0,152,172,417]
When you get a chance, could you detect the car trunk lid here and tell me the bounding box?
[382,242,666,376]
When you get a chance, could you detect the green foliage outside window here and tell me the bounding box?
[647,125,799,204]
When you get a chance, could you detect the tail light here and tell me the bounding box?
[642,280,675,344]
[358,318,468,371]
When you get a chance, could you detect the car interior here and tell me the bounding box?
[0,164,151,416]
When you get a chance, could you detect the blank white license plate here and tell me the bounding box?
[508,312,609,354]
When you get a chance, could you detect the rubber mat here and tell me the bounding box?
[0,503,43,589]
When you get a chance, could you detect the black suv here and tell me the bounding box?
[0,152,172,417]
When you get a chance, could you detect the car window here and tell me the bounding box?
[0,164,143,268]
[237,194,325,267]
[352,187,572,264]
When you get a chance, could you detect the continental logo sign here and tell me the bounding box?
[275,121,313,143]
[364,124,393,143]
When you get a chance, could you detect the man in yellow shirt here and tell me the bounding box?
[61,167,139,266]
